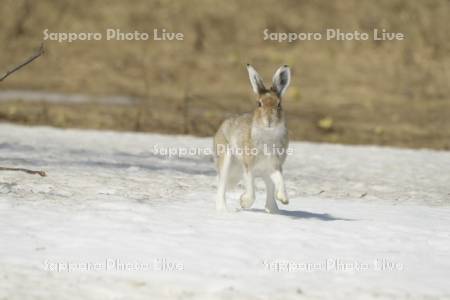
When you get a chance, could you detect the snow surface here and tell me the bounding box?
[0,123,449,299]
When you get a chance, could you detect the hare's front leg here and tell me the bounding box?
[263,176,279,213]
[240,168,256,209]
[216,152,231,212]
[270,170,289,205]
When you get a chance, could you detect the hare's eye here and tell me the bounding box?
[257,101,262,107]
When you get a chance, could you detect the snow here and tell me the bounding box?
[0,123,449,299]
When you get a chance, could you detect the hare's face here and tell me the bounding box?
[255,91,282,128]
[246,64,291,128]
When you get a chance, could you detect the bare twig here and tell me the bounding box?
[0,167,46,177]
[0,43,44,82]
[0,44,47,177]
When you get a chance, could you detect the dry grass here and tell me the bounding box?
[0,0,449,149]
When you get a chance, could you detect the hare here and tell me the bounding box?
[213,64,291,213]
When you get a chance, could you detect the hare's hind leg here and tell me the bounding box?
[263,176,279,213]
[216,151,231,212]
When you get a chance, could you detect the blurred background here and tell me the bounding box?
[0,0,449,149]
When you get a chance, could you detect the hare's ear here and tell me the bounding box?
[246,64,266,95]
[272,65,291,97]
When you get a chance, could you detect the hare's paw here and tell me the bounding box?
[276,191,289,205]
[216,202,231,213]
[216,196,231,212]
[265,203,280,214]
[240,192,255,209]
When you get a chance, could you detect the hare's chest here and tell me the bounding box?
[251,124,287,175]
[252,154,282,176]
[251,124,287,150]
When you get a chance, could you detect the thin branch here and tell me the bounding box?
[0,167,46,177]
[0,44,47,177]
[0,43,44,82]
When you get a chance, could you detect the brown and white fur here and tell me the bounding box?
[213,64,291,213]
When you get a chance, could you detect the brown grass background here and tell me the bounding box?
[0,0,449,149]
